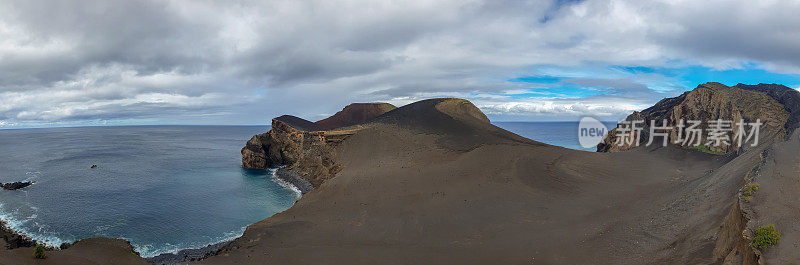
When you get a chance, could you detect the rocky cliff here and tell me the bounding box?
[735,83,800,133]
[241,103,395,192]
[598,82,793,154]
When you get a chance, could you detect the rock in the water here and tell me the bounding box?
[1,181,33,190]
[91,164,97,168]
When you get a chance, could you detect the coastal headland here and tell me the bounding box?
[2,83,799,264]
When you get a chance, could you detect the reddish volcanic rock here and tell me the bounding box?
[315,103,396,130]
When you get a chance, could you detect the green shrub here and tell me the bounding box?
[752,225,781,249]
[744,183,760,196]
[33,244,46,259]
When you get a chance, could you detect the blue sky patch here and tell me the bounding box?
[507,63,800,101]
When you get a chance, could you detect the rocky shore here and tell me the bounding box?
[0,220,36,249]
[0,220,147,264]
[274,167,314,194]
[148,240,230,265]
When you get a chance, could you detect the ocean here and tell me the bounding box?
[0,126,300,258]
[0,122,609,257]
[495,121,617,151]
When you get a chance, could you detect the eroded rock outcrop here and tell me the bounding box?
[242,103,395,192]
[714,199,757,265]
[598,82,790,154]
[735,83,800,133]
[242,118,339,192]
[713,156,767,265]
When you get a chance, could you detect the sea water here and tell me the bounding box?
[0,122,606,258]
[495,121,618,151]
[0,126,299,258]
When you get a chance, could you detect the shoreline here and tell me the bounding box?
[1,208,244,264]
[274,168,314,194]
[147,240,231,265]
[0,219,38,249]
[147,168,306,264]
[0,168,305,264]
[125,151,310,264]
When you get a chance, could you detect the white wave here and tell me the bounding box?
[0,203,69,248]
[134,227,246,258]
[268,168,302,199]
[135,168,301,258]
[23,171,41,182]
[0,168,298,259]
[0,203,239,258]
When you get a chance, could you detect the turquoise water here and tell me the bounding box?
[0,126,299,257]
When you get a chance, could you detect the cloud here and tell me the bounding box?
[1,0,799,127]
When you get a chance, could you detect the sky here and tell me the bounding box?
[2,0,800,128]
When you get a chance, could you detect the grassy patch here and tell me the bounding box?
[684,144,726,155]
[752,225,781,249]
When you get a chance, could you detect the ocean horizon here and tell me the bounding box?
[0,122,610,257]
[0,126,299,258]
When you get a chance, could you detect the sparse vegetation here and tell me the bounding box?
[744,183,760,196]
[684,144,726,155]
[743,183,760,202]
[752,225,781,249]
[33,245,46,259]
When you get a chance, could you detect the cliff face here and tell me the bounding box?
[735,83,800,133]
[241,103,395,191]
[598,82,789,154]
[714,199,758,265]
[241,118,339,191]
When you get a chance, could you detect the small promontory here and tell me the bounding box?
[241,102,396,192]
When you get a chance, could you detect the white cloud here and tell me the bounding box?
[0,0,799,126]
